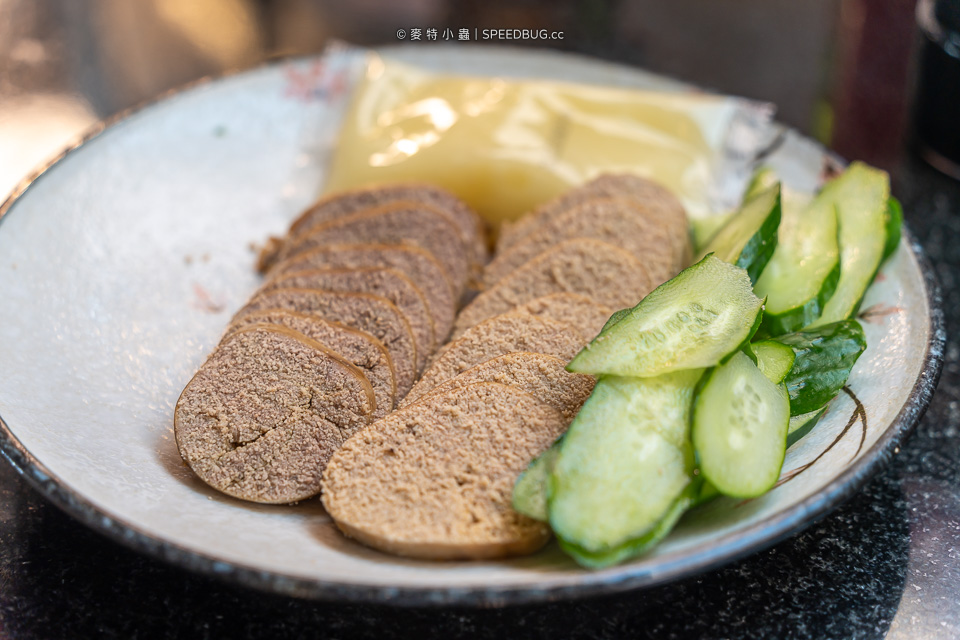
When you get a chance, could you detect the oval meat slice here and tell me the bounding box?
[234,288,418,397]
[453,239,654,337]
[175,325,375,504]
[226,310,396,418]
[482,197,682,287]
[279,203,471,293]
[287,184,487,274]
[404,312,584,406]
[261,267,436,370]
[322,382,567,560]
[268,243,456,343]
[414,352,594,422]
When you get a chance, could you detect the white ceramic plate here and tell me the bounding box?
[0,46,944,606]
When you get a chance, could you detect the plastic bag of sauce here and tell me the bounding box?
[324,53,772,226]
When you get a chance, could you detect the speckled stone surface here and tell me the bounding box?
[0,154,955,639]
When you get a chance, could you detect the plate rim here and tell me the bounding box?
[0,48,947,607]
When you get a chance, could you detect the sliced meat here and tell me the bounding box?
[482,197,683,287]
[226,309,396,418]
[323,382,566,560]
[286,184,487,275]
[174,325,375,504]
[234,288,418,397]
[278,203,471,292]
[505,293,614,341]
[268,243,456,344]
[452,238,654,337]
[498,174,689,262]
[404,312,584,406]
[261,267,435,371]
[411,352,594,422]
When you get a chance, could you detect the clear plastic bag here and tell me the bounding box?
[321,49,774,226]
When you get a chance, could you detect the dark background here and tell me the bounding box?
[1,1,958,638]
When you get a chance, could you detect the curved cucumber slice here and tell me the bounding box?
[776,320,867,415]
[750,340,796,385]
[692,212,735,253]
[787,407,828,448]
[808,162,890,327]
[557,490,694,569]
[567,255,763,377]
[699,183,782,283]
[692,167,778,253]
[754,190,841,335]
[512,441,560,522]
[600,307,631,334]
[548,371,702,560]
[744,166,779,200]
[692,352,790,498]
[883,197,903,263]
[691,478,721,507]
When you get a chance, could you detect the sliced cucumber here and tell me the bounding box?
[557,489,694,569]
[754,189,841,335]
[691,478,720,507]
[692,351,790,498]
[883,197,903,263]
[698,183,782,283]
[744,166,779,199]
[512,441,560,522]
[599,307,631,334]
[776,320,866,415]
[548,370,702,561]
[750,340,796,385]
[692,167,778,254]
[808,162,890,327]
[787,407,828,448]
[567,255,764,377]
[691,212,735,253]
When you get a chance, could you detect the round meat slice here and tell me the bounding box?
[226,310,396,418]
[414,352,594,422]
[452,238,654,338]
[234,288,418,397]
[482,197,681,287]
[175,325,375,504]
[322,382,567,560]
[268,243,456,344]
[404,312,584,406]
[260,267,436,371]
[453,293,613,341]
[279,203,470,293]
[497,173,688,256]
[287,184,487,275]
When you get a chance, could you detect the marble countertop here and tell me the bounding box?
[0,153,955,639]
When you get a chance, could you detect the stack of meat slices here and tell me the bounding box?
[323,174,692,560]
[174,184,486,505]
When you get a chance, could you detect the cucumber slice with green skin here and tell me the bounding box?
[807,162,890,327]
[599,307,631,334]
[557,489,694,569]
[753,189,841,336]
[691,478,721,507]
[692,352,790,498]
[883,197,903,263]
[775,320,867,415]
[750,340,797,385]
[744,166,779,199]
[698,183,782,284]
[512,441,560,521]
[548,370,703,561]
[691,212,735,253]
[787,407,828,448]
[691,167,778,253]
[567,255,764,377]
